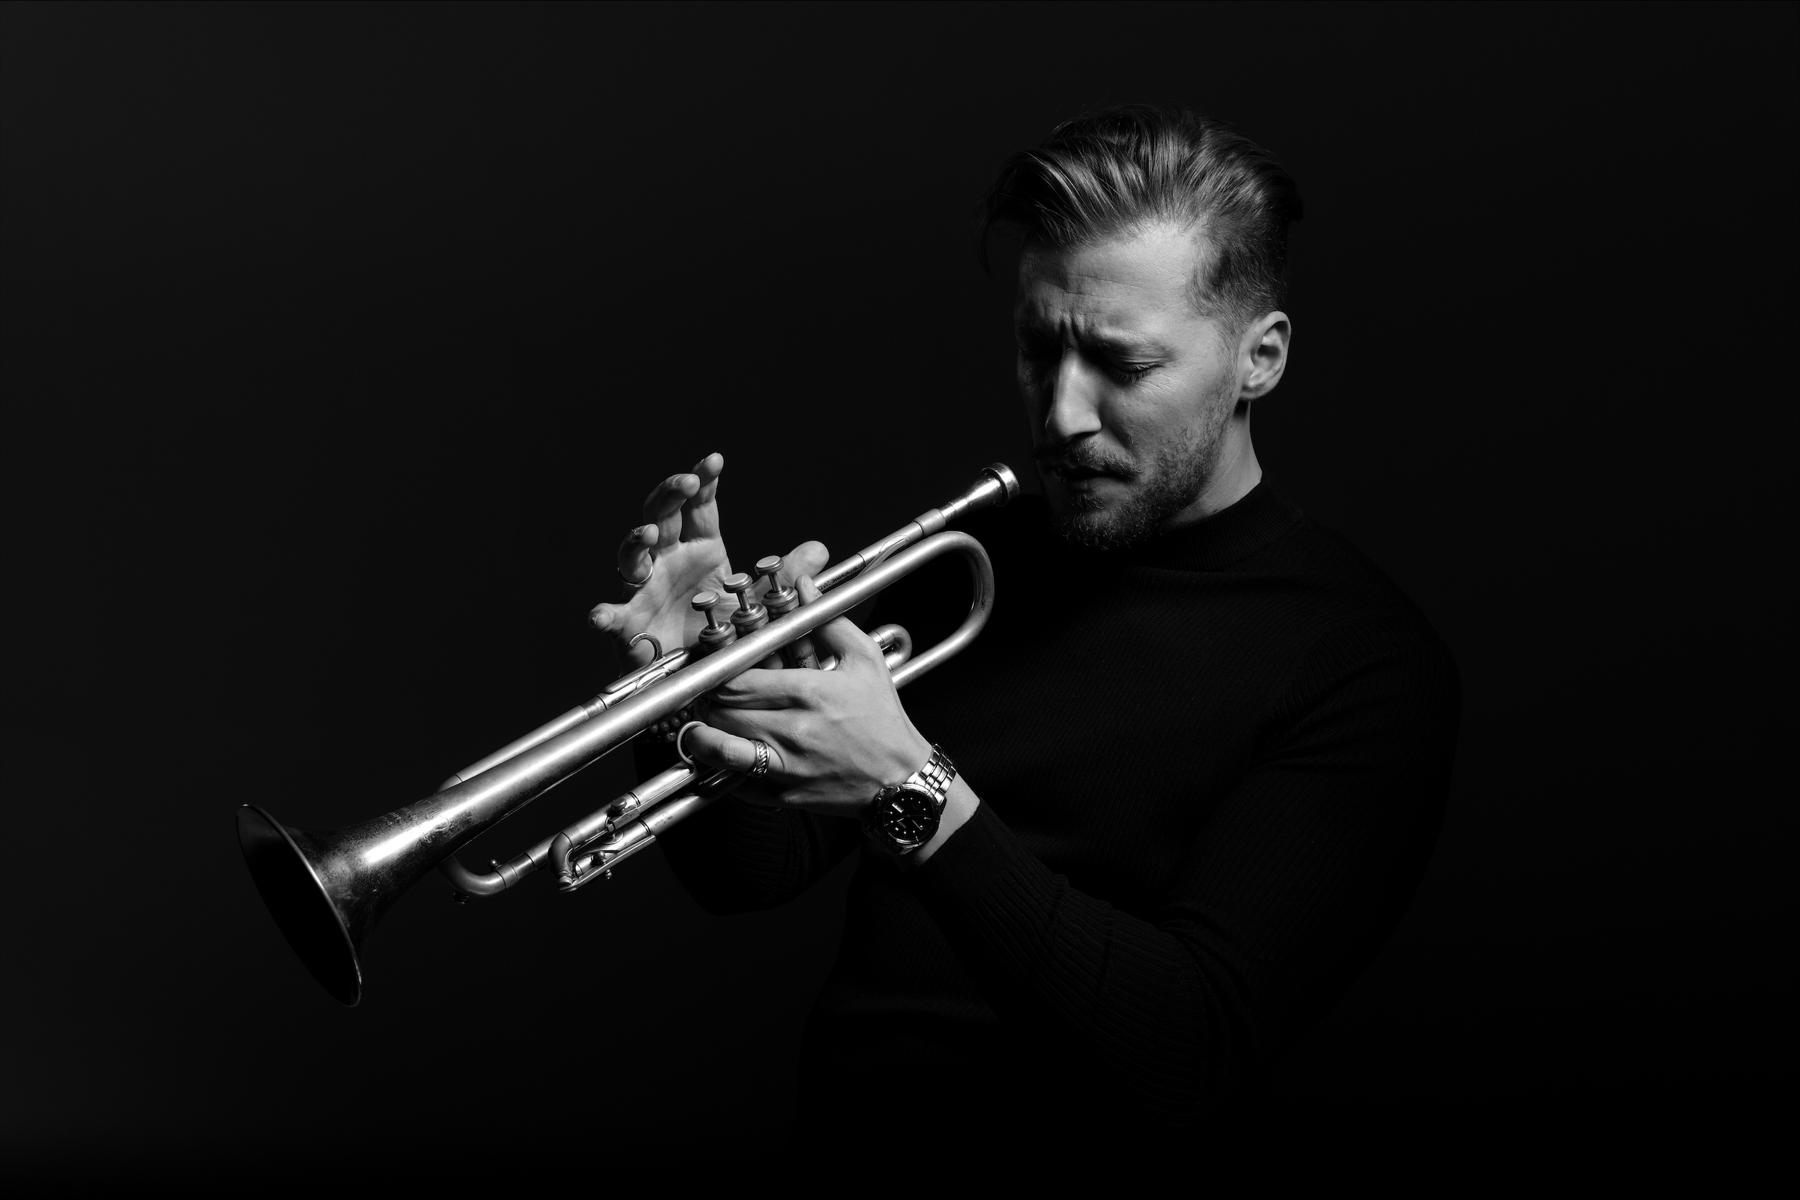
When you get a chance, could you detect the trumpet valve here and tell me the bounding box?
[722,572,768,635]
[758,555,798,615]
[757,554,819,669]
[725,570,784,668]
[692,590,736,657]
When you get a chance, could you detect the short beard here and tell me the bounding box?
[1048,397,1234,553]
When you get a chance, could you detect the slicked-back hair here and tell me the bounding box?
[982,105,1303,331]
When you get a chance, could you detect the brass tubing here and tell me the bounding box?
[545,625,921,891]
[448,631,914,896]
[386,531,990,900]
[555,778,737,889]
[438,465,1016,794]
[236,465,1015,1005]
[444,612,918,894]
[448,761,708,897]
[436,647,688,791]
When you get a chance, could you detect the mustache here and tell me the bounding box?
[1036,445,1135,479]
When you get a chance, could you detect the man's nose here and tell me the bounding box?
[1042,355,1103,443]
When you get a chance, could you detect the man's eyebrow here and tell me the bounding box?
[1082,329,1169,355]
[1013,314,1169,355]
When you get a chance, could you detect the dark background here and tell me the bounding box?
[6,0,1795,1182]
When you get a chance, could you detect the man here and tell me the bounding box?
[588,106,1459,1141]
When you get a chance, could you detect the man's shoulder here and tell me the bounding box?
[1259,507,1427,609]
[1250,510,1458,682]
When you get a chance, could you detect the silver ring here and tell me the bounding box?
[674,720,706,767]
[620,556,656,592]
[748,738,771,779]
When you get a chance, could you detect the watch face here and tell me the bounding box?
[871,784,940,850]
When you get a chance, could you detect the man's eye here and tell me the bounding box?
[1112,361,1158,382]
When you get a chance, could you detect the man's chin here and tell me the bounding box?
[1048,495,1152,552]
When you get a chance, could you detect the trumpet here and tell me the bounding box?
[237,464,1019,1005]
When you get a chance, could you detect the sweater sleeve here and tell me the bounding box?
[908,615,1461,1118]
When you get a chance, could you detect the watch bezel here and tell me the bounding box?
[867,781,943,853]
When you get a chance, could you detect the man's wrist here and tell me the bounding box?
[911,775,977,864]
[861,740,963,860]
[878,732,937,793]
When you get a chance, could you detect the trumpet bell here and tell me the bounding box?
[236,805,370,1006]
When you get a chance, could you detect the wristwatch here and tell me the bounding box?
[862,745,957,857]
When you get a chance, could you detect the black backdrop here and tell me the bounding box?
[6,0,1795,1183]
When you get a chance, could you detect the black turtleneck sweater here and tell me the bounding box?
[657,481,1460,1136]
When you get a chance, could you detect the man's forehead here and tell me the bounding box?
[1014,223,1209,329]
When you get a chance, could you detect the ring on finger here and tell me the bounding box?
[748,738,771,779]
[620,556,656,591]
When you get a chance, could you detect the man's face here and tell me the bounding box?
[1015,222,1244,550]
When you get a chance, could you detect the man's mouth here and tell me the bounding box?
[1043,459,1125,484]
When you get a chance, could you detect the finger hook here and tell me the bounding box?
[674,720,706,767]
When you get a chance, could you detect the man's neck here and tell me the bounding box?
[1166,437,1262,530]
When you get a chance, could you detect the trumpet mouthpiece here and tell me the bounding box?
[982,463,1021,505]
[935,463,1019,528]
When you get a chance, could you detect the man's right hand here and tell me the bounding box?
[587,451,827,670]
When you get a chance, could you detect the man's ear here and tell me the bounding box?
[1239,311,1290,402]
